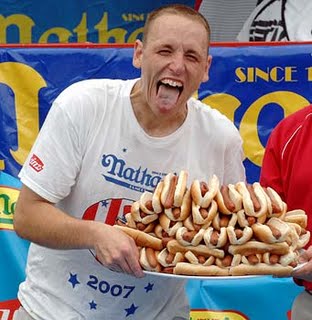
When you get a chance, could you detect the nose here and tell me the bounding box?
[169,52,185,75]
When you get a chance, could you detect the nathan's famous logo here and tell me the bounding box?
[0,186,20,230]
[0,11,145,44]
[101,154,163,193]
[190,309,249,320]
[0,299,20,320]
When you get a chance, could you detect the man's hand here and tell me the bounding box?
[291,246,312,281]
[93,223,144,278]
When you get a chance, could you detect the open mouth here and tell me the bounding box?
[157,79,183,95]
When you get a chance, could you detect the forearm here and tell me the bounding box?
[14,185,105,250]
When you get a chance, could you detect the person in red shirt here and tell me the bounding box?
[260,104,312,320]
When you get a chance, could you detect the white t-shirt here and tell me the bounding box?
[18,78,245,320]
[237,0,312,41]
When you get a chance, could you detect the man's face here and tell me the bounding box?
[133,13,212,116]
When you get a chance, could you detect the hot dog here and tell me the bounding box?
[183,215,210,231]
[139,247,162,272]
[251,217,291,244]
[236,209,266,227]
[184,250,215,266]
[226,225,253,245]
[236,182,268,218]
[215,184,243,214]
[262,186,287,218]
[212,212,238,230]
[160,170,188,210]
[124,212,157,233]
[190,174,220,208]
[215,253,242,268]
[131,201,159,225]
[160,173,178,209]
[158,213,183,237]
[114,225,163,250]
[164,189,192,221]
[203,226,228,248]
[175,226,206,247]
[139,191,156,215]
[192,199,218,225]
[157,248,185,267]
[262,251,298,268]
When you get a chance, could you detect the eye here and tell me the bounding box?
[158,49,171,56]
[186,54,199,62]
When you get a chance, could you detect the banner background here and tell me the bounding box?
[0,0,194,44]
[0,42,311,319]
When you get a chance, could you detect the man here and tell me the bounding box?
[260,104,312,320]
[13,4,246,320]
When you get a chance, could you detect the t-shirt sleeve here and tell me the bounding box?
[18,98,82,203]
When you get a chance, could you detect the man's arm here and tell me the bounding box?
[14,184,144,277]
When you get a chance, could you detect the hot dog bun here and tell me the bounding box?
[167,239,225,259]
[175,227,205,247]
[131,201,159,224]
[229,263,293,276]
[228,240,290,256]
[284,209,308,229]
[191,174,219,208]
[251,217,291,244]
[192,200,218,225]
[164,189,192,221]
[203,226,228,248]
[173,170,188,207]
[226,225,253,245]
[159,213,183,237]
[157,248,185,267]
[236,182,268,218]
[174,262,229,276]
[139,247,162,272]
[215,184,243,214]
[262,186,287,218]
[152,181,164,214]
[114,225,163,250]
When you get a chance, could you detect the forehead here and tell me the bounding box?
[146,13,209,51]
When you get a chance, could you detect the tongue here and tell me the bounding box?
[156,84,180,111]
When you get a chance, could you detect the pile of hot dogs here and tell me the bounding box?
[114,170,310,277]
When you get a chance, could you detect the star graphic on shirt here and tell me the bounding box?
[89,300,97,310]
[125,303,139,316]
[68,273,80,288]
[101,199,109,207]
[144,282,154,292]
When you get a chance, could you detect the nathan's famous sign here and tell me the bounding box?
[0,186,19,230]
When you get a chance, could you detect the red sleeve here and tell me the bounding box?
[259,129,285,201]
[194,0,202,11]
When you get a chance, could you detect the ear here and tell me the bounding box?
[201,55,212,83]
[132,39,143,69]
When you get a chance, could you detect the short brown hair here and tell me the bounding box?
[142,4,211,45]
